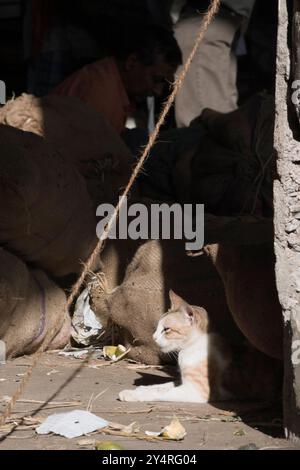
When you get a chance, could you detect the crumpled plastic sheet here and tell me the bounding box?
[71,286,102,346]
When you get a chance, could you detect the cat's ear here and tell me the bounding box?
[169,290,186,311]
[169,290,195,324]
[183,304,195,325]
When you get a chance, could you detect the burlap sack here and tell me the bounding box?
[204,243,283,360]
[142,94,275,216]
[91,238,241,365]
[190,94,275,216]
[0,94,135,206]
[0,248,71,358]
[0,124,98,278]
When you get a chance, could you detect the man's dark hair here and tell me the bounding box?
[109,24,182,68]
[51,2,182,67]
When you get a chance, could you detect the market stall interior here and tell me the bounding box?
[0,0,299,449]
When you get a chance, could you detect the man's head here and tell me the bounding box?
[114,26,182,102]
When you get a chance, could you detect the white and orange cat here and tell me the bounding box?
[119,291,233,403]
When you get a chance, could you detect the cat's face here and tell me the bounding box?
[153,291,208,353]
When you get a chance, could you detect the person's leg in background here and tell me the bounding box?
[174,11,242,127]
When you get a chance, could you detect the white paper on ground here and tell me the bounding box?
[36,410,108,439]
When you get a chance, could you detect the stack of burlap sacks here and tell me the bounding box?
[87,95,283,400]
[0,92,282,385]
[0,94,133,358]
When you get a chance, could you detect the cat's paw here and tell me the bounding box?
[119,389,140,402]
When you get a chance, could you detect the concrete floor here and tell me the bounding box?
[0,353,292,450]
